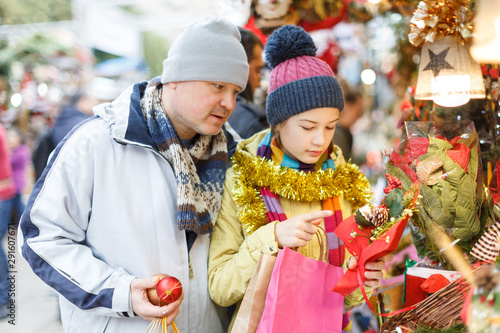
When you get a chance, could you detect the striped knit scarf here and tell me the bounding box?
[141,80,227,234]
[257,132,345,266]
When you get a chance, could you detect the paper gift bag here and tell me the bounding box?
[405,265,459,306]
[256,247,344,333]
[231,253,277,333]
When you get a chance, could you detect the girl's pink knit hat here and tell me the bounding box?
[264,25,344,126]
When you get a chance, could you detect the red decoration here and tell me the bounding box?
[490,161,500,204]
[332,214,411,296]
[243,16,267,46]
[384,173,402,193]
[300,5,347,32]
[482,65,489,77]
[157,276,183,305]
[415,107,421,118]
[408,137,430,158]
[490,67,499,79]
[388,150,418,183]
[445,143,470,172]
[400,100,413,112]
[405,273,428,306]
[147,274,183,306]
[332,172,420,297]
[316,40,340,74]
[420,274,451,293]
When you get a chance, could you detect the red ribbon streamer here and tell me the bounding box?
[357,270,416,317]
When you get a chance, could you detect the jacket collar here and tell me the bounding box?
[123,80,155,147]
[93,78,160,148]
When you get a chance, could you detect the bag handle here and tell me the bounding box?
[316,225,328,262]
[290,226,329,262]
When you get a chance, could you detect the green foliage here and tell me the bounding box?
[0,0,71,25]
[0,33,71,75]
[481,145,500,163]
[385,12,420,98]
[420,184,454,228]
[13,34,69,60]
[386,163,413,191]
[0,33,70,77]
[0,39,12,76]
[387,122,486,269]
[142,31,169,78]
[428,136,453,152]
[385,188,404,219]
[93,49,119,64]
[355,210,371,226]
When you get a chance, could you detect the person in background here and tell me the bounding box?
[208,25,391,331]
[50,89,98,146]
[32,89,99,181]
[0,123,16,320]
[333,81,364,161]
[6,127,30,224]
[19,16,248,333]
[227,27,268,139]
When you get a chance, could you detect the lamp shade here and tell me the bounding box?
[415,35,485,107]
[470,0,500,63]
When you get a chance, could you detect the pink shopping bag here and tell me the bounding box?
[256,247,344,333]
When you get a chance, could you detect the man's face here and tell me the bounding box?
[248,44,264,95]
[164,81,241,139]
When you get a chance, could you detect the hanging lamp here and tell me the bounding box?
[415,35,485,107]
[409,0,485,107]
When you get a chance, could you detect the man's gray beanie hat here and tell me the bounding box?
[161,16,249,90]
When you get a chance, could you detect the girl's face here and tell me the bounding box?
[277,107,340,164]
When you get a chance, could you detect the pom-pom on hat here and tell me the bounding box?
[265,25,344,126]
[161,16,249,90]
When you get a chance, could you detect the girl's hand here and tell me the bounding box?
[347,254,394,288]
[275,210,333,248]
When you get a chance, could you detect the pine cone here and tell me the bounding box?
[369,206,389,227]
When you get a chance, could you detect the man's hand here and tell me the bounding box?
[347,253,394,288]
[130,275,184,324]
[275,210,332,248]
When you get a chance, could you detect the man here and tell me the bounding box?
[227,27,268,139]
[333,82,364,161]
[19,16,249,332]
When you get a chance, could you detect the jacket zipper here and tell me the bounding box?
[115,138,193,279]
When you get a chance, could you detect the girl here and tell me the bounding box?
[208,25,391,330]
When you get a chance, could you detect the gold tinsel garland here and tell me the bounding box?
[408,0,474,47]
[232,150,373,235]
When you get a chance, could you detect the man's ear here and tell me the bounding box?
[167,82,178,90]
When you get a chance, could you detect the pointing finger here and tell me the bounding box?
[302,210,333,223]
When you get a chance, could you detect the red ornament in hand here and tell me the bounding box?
[147,274,183,306]
[157,275,182,305]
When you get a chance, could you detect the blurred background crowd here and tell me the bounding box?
[2,1,499,331]
[0,0,428,207]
